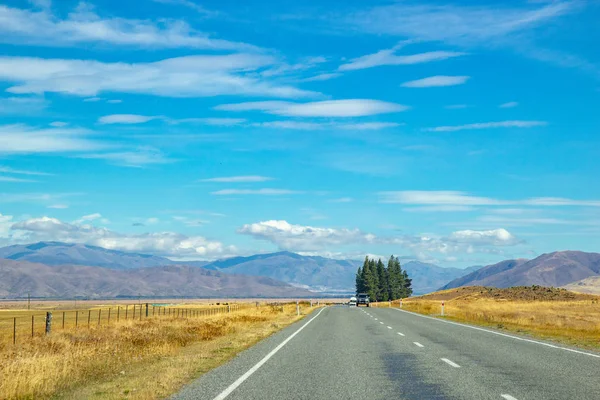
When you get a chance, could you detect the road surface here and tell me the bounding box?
[172,305,600,400]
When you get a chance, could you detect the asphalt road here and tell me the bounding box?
[172,305,600,400]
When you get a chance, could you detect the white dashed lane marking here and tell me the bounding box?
[501,395,518,400]
[397,332,405,336]
[441,358,460,368]
[387,326,392,329]
[413,342,424,348]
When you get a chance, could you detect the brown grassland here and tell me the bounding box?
[383,286,600,350]
[0,300,322,400]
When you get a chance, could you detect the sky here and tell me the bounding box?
[0,0,599,267]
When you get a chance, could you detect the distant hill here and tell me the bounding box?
[441,251,600,290]
[0,259,313,299]
[0,242,182,270]
[562,276,600,295]
[401,261,482,295]
[203,251,361,293]
[0,242,480,294]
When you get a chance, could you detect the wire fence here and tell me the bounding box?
[0,302,255,345]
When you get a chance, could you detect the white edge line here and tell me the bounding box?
[212,307,327,400]
[413,342,424,348]
[501,395,518,400]
[391,307,600,359]
[397,332,405,336]
[441,358,460,368]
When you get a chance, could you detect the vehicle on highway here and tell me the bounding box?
[348,296,357,306]
[356,293,370,307]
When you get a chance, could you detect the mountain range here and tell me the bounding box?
[0,258,313,299]
[442,251,600,290]
[0,242,480,295]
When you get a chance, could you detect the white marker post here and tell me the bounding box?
[400,298,403,308]
[296,300,300,316]
[310,299,313,307]
[441,301,445,316]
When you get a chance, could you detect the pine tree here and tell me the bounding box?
[355,266,364,295]
[376,259,389,301]
[387,255,402,300]
[366,258,379,301]
[402,270,413,297]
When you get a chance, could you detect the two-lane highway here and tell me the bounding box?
[172,306,600,400]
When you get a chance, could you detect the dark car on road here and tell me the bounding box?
[356,293,370,307]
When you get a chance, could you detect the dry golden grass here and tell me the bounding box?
[385,287,600,350]
[0,302,317,400]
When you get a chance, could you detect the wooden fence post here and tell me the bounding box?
[31,315,34,338]
[45,312,52,335]
[76,311,79,328]
[62,311,65,329]
[146,303,149,318]
[13,317,16,345]
[117,307,120,322]
[133,305,136,320]
[88,310,91,328]
[98,309,101,326]
[126,305,129,320]
[108,308,111,324]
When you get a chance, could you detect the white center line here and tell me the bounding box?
[374,318,378,320]
[441,358,460,368]
[397,332,405,336]
[211,307,326,400]
[380,321,384,325]
[387,326,392,329]
[413,342,424,348]
[501,395,518,400]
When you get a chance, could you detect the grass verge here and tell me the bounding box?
[386,286,600,350]
[0,303,312,399]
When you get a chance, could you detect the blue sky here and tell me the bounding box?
[0,0,599,267]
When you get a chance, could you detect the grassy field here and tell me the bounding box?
[385,286,600,350]
[0,300,321,400]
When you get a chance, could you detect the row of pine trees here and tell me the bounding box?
[355,256,412,301]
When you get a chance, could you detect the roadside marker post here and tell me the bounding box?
[441,301,445,316]
[400,298,403,308]
[296,300,300,316]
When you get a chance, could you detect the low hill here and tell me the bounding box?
[441,251,600,290]
[415,285,597,302]
[562,276,600,295]
[401,261,481,295]
[0,259,313,299]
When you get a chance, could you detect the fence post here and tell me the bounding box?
[117,307,120,322]
[228,304,231,313]
[146,303,149,318]
[140,306,142,321]
[76,311,79,328]
[45,312,52,335]
[62,311,65,329]
[133,305,136,320]
[88,310,91,328]
[152,306,155,317]
[125,305,128,320]
[31,315,34,338]
[98,309,101,326]
[108,308,111,324]
[13,317,16,345]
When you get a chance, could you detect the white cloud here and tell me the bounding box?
[329,197,353,203]
[168,117,246,126]
[78,146,174,168]
[107,99,122,104]
[339,48,466,71]
[201,176,274,183]
[499,101,519,108]
[0,176,36,183]
[0,124,105,154]
[238,220,376,251]
[0,166,52,176]
[348,2,574,45]
[425,120,547,132]
[151,0,217,16]
[0,96,47,114]
[83,97,102,102]
[74,213,102,224]
[211,189,300,196]
[172,216,208,227]
[448,228,519,246]
[0,55,316,99]
[379,191,600,207]
[301,73,342,82]
[49,121,68,127]
[445,104,469,109]
[48,204,68,209]
[254,120,400,131]
[8,215,235,259]
[0,3,252,50]
[98,114,160,124]
[401,75,470,88]
[403,205,475,212]
[216,99,408,117]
